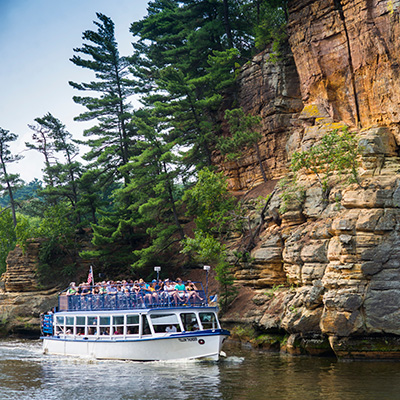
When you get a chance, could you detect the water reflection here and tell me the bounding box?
[1,340,400,399]
[0,340,223,400]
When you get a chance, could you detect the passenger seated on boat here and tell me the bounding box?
[129,281,144,307]
[140,279,157,306]
[114,327,123,335]
[77,327,85,335]
[173,278,187,306]
[81,283,91,295]
[185,280,204,304]
[67,282,77,295]
[165,325,177,333]
[88,327,96,335]
[107,282,117,295]
[99,282,107,295]
[148,279,160,306]
[121,280,130,292]
[162,279,176,305]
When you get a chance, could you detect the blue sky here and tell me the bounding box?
[0,0,149,182]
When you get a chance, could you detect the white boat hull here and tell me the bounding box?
[43,330,229,361]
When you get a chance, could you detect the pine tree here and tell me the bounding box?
[70,13,136,186]
[0,128,23,228]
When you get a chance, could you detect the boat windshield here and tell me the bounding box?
[199,312,218,330]
[150,313,181,333]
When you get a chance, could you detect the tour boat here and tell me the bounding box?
[41,282,229,361]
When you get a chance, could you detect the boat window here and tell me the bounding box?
[180,313,199,331]
[76,316,86,335]
[65,316,74,335]
[112,316,124,335]
[142,315,151,335]
[150,313,181,333]
[199,312,217,330]
[113,316,124,325]
[99,316,111,335]
[55,316,64,335]
[127,315,139,324]
[127,314,139,335]
[87,316,98,335]
[88,316,97,326]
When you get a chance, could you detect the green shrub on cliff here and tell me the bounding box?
[279,127,360,212]
[291,127,360,195]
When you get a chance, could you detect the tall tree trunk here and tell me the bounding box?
[222,0,233,48]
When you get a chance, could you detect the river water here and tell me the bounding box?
[1,339,400,400]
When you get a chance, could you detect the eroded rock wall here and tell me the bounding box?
[216,47,303,191]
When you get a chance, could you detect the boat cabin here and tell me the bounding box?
[52,308,220,339]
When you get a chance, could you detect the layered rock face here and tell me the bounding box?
[224,0,400,358]
[288,0,400,131]
[217,47,303,191]
[0,241,59,336]
[0,236,94,336]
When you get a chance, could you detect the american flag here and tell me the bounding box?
[87,266,94,285]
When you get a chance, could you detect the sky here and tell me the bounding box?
[0,0,150,182]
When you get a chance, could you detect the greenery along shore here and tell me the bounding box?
[0,1,288,297]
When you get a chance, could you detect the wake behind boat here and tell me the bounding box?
[41,278,229,361]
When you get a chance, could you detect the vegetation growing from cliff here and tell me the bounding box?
[218,108,269,182]
[291,127,360,193]
[279,127,360,212]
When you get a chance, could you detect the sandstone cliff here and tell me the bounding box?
[222,0,400,359]
[0,236,94,336]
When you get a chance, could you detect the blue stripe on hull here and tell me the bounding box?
[42,328,230,343]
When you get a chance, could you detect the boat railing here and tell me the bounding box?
[58,283,208,312]
[41,313,54,335]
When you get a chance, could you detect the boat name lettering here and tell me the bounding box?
[178,337,198,342]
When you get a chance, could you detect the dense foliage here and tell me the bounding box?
[0,1,287,282]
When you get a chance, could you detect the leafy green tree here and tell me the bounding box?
[0,128,23,227]
[183,167,238,236]
[35,203,77,286]
[181,168,239,310]
[181,231,237,312]
[130,2,246,171]
[70,13,137,186]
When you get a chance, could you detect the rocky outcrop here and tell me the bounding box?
[0,240,59,336]
[0,235,95,336]
[216,46,303,191]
